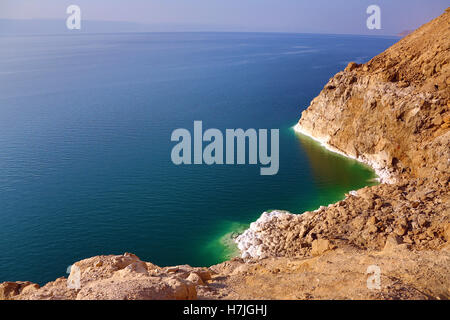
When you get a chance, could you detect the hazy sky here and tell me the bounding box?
[0,0,448,35]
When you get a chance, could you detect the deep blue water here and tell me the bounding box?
[0,32,397,284]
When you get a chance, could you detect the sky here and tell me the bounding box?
[0,0,448,35]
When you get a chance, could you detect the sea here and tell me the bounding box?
[0,32,397,284]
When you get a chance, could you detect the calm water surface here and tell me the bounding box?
[0,32,397,284]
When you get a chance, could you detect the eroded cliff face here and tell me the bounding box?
[2,9,450,301]
[297,8,450,182]
[236,8,450,261]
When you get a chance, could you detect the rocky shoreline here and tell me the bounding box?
[1,8,449,300]
[235,7,449,262]
[293,123,394,183]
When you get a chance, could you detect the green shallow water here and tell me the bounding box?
[205,128,378,261]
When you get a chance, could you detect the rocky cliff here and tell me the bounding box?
[236,7,449,260]
[297,8,450,183]
[2,9,449,300]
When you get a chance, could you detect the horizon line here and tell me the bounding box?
[0,18,405,37]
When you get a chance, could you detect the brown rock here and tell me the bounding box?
[166,266,179,273]
[394,225,407,236]
[76,276,197,300]
[0,281,39,300]
[311,239,333,256]
[443,223,450,242]
[194,268,212,282]
[368,224,379,234]
[187,273,204,286]
[345,62,360,72]
[383,234,403,251]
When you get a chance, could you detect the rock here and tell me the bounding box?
[442,223,450,242]
[15,277,76,300]
[311,239,333,256]
[166,266,179,273]
[432,114,443,126]
[0,282,39,300]
[345,62,360,72]
[114,261,149,278]
[67,253,151,287]
[368,224,379,234]
[367,216,377,225]
[187,273,204,286]
[19,283,40,296]
[394,225,407,236]
[76,276,197,300]
[383,234,404,251]
[0,282,20,300]
[194,268,212,282]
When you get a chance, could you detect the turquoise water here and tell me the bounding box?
[0,33,396,284]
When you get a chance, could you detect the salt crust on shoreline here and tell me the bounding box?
[235,123,396,259]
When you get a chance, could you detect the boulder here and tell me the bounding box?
[311,239,333,256]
